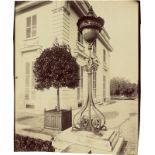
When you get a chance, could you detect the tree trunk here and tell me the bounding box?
[57,87,60,111]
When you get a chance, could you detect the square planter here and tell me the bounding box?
[44,109,72,131]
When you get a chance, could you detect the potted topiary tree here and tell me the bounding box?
[33,43,79,130]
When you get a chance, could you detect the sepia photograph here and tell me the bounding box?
[14,0,140,154]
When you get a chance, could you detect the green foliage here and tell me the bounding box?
[33,43,79,90]
[110,77,138,97]
[14,134,55,151]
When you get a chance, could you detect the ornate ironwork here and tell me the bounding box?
[73,44,106,132]
[73,6,106,133]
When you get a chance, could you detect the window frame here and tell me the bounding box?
[93,40,97,56]
[25,61,35,108]
[103,75,106,100]
[103,49,106,63]
[93,70,97,98]
[26,15,37,39]
[77,66,83,100]
[77,31,83,44]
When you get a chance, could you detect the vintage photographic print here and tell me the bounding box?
[14,0,140,154]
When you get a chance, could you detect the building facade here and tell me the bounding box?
[15,1,112,114]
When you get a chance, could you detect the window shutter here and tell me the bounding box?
[77,65,80,100]
[103,50,106,63]
[93,40,96,55]
[26,15,37,38]
[26,16,31,27]
[31,61,35,99]
[80,66,83,99]
[32,15,37,37]
[25,62,30,99]
[26,17,31,38]
[77,66,84,100]
[32,15,37,26]
[81,67,83,88]
[78,32,83,44]
[31,62,35,88]
[93,71,96,98]
[103,75,106,98]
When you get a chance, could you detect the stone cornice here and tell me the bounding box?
[98,33,113,52]
[70,1,86,17]
[20,45,43,55]
[51,6,70,16]
[15,1,52,14]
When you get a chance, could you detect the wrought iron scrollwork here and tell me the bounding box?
[80,115,89,129]
[74,6,106,133]
[91,118,101,130]
[72,44,107,132]
[72,100,107,132]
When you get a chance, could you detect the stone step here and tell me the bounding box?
[111,132,120,150]
[113,137,124,155]
[109,130,117,142]
[53,128,124,153]
[61,137,124,154]
[109,130,120,148]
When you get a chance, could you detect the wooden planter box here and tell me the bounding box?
[44,109,72,131]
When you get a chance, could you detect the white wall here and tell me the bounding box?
[15,1,111,114]
[15,2,63,113]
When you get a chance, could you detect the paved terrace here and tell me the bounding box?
[15,99,139,154]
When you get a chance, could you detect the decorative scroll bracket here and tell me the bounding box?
[72,43,107,133]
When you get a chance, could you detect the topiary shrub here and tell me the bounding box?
[33,43,79,111]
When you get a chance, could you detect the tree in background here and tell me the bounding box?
[33,43,79,111]
[110,77,138,97]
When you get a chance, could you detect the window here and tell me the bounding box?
[77,66,83,100]
[103,75,106,100]
[77,31,83,44]
[25,62,30,99]
[93,71,96,98]
[103,49,106,63]
[31,61,35,99]
[26,15,37,38]
[77,87,80,100]
[80,66,83,99]
[25,61,35,108]
[93,40,96,55]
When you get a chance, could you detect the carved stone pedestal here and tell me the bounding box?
[52,128,124,154]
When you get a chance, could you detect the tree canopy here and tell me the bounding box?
[33,43,79,90]
[110,77,138,97]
